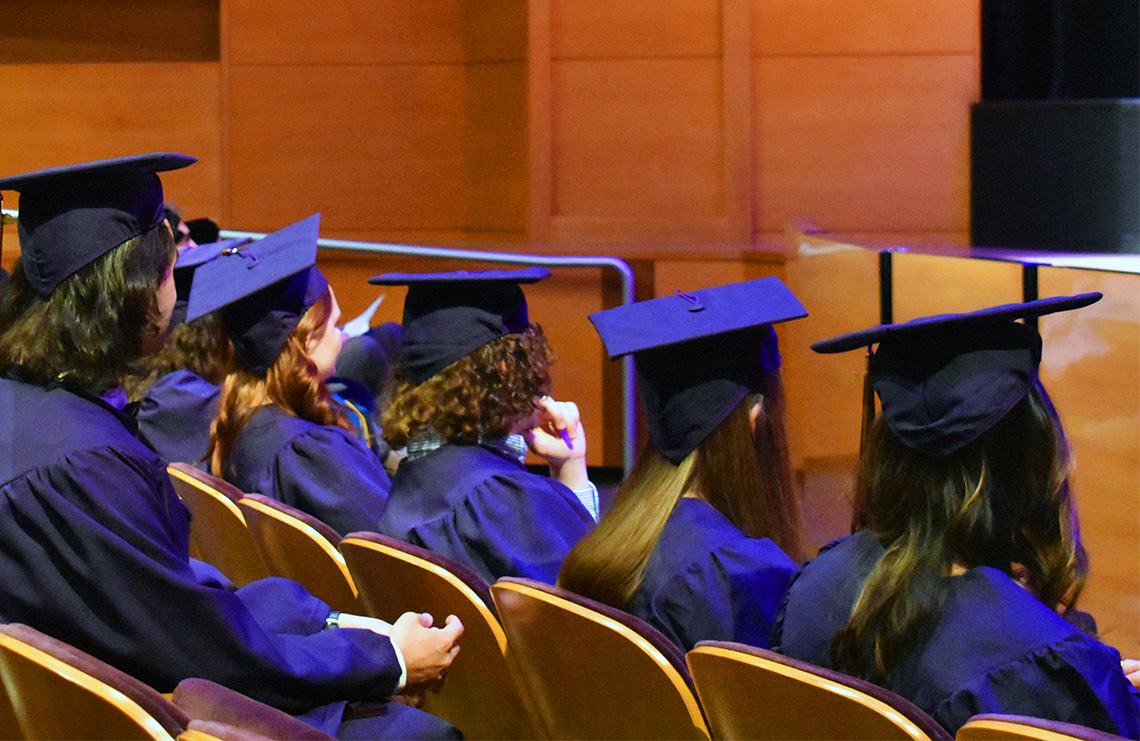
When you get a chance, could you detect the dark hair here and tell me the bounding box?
[382,325,553,448]
[833,382,1085,681]
[559,370,802,609]
[0,224,176,394]
[209,287,351,476]
[122,313,237,401]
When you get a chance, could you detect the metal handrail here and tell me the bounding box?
[219,229,642,473]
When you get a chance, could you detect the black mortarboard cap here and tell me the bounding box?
[590,276,808,464]
[368,267,549,384]
[811,293,1102,458]
[0,153,196,296]
[169,237,252,327]
[185,213,328,374]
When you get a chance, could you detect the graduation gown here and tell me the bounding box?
[773,531,1140,738]
[0,377,403,731]
[224,405,390,537]
[629,497,797,652]
[378,443,595,584]
[137,369,220,468]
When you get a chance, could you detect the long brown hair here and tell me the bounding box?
[832,382,1085,681]
[558,370,802,610]
[208,288,351,476]
[0,224,176,395]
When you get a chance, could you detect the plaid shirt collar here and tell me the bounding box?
[406,431,529,465]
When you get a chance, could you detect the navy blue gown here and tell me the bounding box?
[137,369,220,468]
[773,531,1140,738]
[223,405,390,537]
[629,497,797,652]
[0,377,449,737]
[377,443,595,584]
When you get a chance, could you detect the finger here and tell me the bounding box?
[418,612,434,628]
[441,616,465,639]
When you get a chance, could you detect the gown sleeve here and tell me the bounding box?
[267,425,391,537]
[636,533,796,651]
[0,445,401,715]
[405,472,594,584]
[932,632,1140,739]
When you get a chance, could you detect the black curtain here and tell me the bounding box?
[981,0,1139,100]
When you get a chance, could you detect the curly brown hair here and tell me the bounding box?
[122,312,237,401]
[0,224,176,395]
[382,324,553,448]
[208,288,352,476]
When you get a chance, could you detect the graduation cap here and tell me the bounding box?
[0,153,196,296]
[185,213,328,374]
[811,293,1102,458]
[368,267,549,384]
[590,276,808,465]
[168,237,253,328]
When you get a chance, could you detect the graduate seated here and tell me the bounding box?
[371,269,598,585]
[125,238,246,469]
[774,294,1140,738]
[200,214,393,538]
[558,277,805,652]
[0,155,463,739]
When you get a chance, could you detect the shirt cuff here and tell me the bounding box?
[390,640,408,691]
[573,481,600,521]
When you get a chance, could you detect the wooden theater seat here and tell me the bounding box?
[957,714,1129,741]
[236,494,364,613]
[0,623,331,740]
[339,532,539,740]
[167,463,270,586]
[686,640,951,741]
[491,577,710,740]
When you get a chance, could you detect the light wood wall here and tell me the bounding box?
[0,0,983,467]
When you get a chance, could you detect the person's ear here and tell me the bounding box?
[749,400,763,434]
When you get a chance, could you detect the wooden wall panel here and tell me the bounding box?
[0,0,220,64]
[228,1,462,65]
[780,235,879,466]
[754,54,978,237]
[0,63,223,224]
[225,65,467,234]
[892,251,1022,322]
[753,0,978,56]
[552,0,721,58]
[1038,268,1140,656]
[551,58,726,220]
[538,0,751,244]
[464,62,529,235]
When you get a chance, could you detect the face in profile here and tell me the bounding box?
[306,288,343,380]
[144,262,178,355]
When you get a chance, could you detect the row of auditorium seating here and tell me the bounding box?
[151,463,1126,741]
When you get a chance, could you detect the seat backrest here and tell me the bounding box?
[237,494,363,613]
[167,463,270,586]
[339,533,539,740]
[0,623,185,740]
[686,640,952,741]
[491,577,709,740]
[956,714,1128,741]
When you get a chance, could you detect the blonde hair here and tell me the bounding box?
[559,371,802,610]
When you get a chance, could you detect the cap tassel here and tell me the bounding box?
[859,347,876,455]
